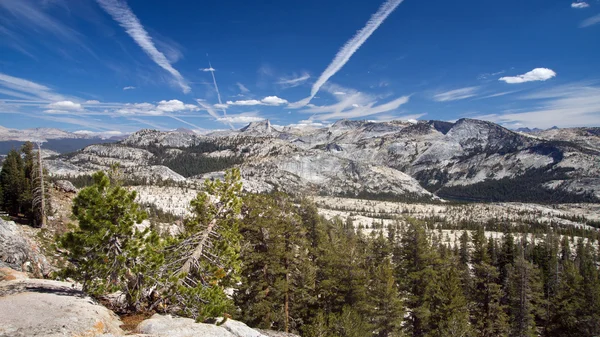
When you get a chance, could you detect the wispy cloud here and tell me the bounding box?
[300,84,410,121]
[433,87,479,102]
[0,72,66,101]
[278,72,310,88]
[499,68,556,84]
[474,83,600,128]
[292,0,405,107]
[96,0,190,93]
[580,14,600,27]
[571,2,590,9]
[236,82,250,93]
[0,0,81,42]
[123,86,136,90]
[200,67,216,72]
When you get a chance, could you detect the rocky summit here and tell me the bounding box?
[45,119,600,203]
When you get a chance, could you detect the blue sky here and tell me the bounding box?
[0,0,599,135]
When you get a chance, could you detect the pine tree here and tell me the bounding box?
[398,220,440,337]
[506,251,544,337]
[574,239,600,334]
[157,168,244,321]
[367,234,404,337]
[0,149,25,215]
[58,169,151,309]
[546,259,585,336]
[471,227,509,337]
[235,193,316,333]
[430,256,473,337]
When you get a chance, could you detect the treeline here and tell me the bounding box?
[57,168,600,336]
[236,199,600,336]
[141,142,244,178]
[0,142,47,226]
[437,166,599,203]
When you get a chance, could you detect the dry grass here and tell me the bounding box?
[119,311,155,334]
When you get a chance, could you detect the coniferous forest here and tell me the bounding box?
[50,168,600,337]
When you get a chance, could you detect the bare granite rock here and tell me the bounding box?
[0,278,124,337]
[137,314,269,337]
[0,218,51,277]
[54,180,78,193]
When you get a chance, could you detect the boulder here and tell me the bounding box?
[54,180,78,193]
[137,314,268,337]
[0,218,51,277]
[0,278,124,337]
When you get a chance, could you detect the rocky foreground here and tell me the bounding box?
[0,269,296,337]
[0,217,296,337]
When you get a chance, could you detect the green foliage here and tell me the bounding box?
[0,148,26,215]
[235,193,316,332]
[155,168,244,321]
[58,170,152,309]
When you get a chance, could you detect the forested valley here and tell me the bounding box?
[45,168,600,337]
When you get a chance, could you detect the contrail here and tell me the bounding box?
[96,0,190,94]
[207,62,224,113]
[203,56,234,129]
[169,115,204,131]
[196,99,234,129]
[293,0,404,107]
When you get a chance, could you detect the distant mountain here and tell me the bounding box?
[0,126,123,154]
[44,118,600,204]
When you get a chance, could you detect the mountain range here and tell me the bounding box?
[39,118,600,204]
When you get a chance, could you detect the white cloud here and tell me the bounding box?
[473,83,600,128]
[214,103,229,109]
[116,100,198,115]
[294,0,405,106]
[123,86,136,90]
[571,2,590,8]
[226,96,288,106]
[216,112,265,124]
[73,130,123,138]
[433,87,479,102]
[156,99,198,112]
[96,0,190,93]
[47,100,82,110]
[200,67,216,72]
[580,14,600,27]
[85,100,100,104]
[226,99,262,106]
[498,68,557,84]
[333,91,347,95]
[278,72,310,88]
[236,82,250,93]
[261,96,288,105]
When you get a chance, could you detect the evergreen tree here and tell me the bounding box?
[471,227,509,337]
[398,220,440,337]
[367,234,404,337]
[0,149,25,215]
[235,193,316,333]
[157,168,244,321]
[546,260,586,336]
[429,256,473,337]
[58,170,152,309]
[506,252,544,337]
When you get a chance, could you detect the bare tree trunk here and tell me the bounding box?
[33,142,46,228]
